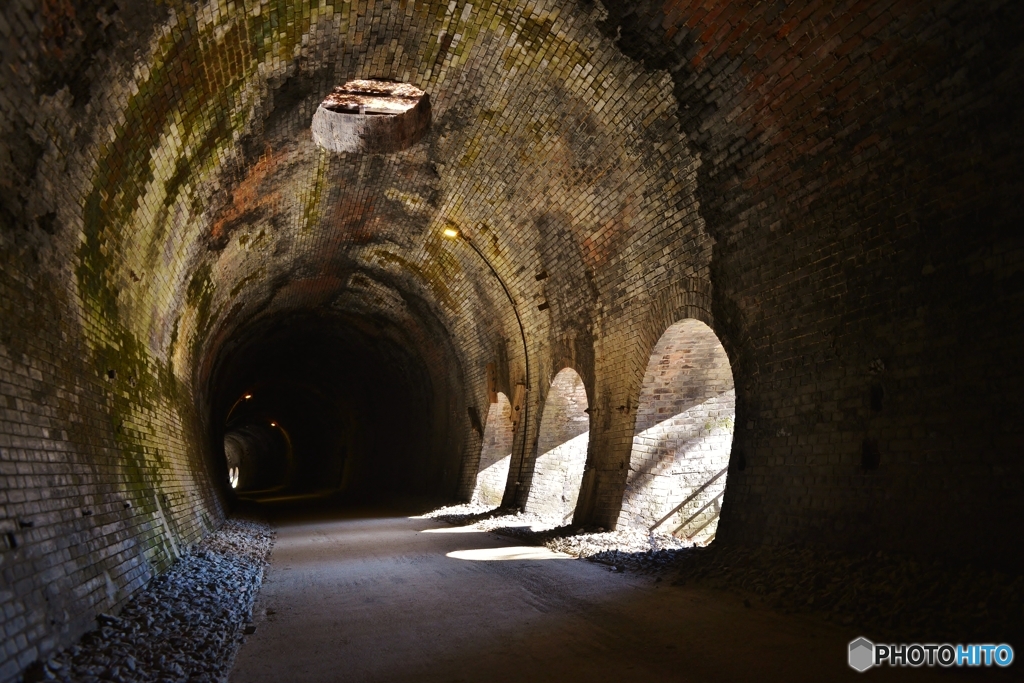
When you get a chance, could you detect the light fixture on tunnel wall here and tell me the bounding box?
[311,79,431,155]
[269,421,277,428]
[443,225,532,504]
[226,392,254,422]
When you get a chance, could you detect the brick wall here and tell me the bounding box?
[617,319,735,542]
[591,0,1024,563]
[0,189,224,682]
[525,368,590,524]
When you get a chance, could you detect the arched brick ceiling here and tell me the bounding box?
[1,0,710,415]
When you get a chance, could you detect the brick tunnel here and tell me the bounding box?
[1,1,1022,681]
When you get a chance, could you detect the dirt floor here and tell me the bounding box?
[229,508,1010,682]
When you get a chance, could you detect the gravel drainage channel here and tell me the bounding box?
[25,519,274,683]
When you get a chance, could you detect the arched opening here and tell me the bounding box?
[525,368,590,524]
[618,319,735,544]
[472,393,514,506]
[224,432,242,489]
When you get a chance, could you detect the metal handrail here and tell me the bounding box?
[681,495,723,540]
[673,491,723,537]
[649,466,728,532]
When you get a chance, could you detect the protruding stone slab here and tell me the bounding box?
[311,79,431,155]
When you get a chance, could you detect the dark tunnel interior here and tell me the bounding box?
[206,310,464,508]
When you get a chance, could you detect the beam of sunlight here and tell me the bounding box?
[535,430,590,464]
[479,455,511,475]
[526,431,589,521]
[446,546,571,561]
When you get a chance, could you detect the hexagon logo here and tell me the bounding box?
[849,637,875,672]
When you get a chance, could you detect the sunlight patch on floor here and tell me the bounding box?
[447,546,572,561]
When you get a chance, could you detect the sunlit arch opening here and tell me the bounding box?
[618,319,735,544]
[525,368,589,525]
[224,432,243,491]
[472,392,515,505]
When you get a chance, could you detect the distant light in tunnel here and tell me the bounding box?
[269,422,277,427]
[244,394,252,400]
[229,467,239,489]
[442,227,460,239]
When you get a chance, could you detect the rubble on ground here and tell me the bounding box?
[26,519,274,683]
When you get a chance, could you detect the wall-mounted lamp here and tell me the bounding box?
[227,393,255,423]
[269,421,277,428]
[443,227,460,239]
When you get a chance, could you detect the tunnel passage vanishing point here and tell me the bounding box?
[1,0,1023,681]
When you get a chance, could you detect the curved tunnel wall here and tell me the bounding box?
[0,0,1022,679]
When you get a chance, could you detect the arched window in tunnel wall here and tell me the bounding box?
[618,319,735,544]
[525,368,589,525]
[472,393,514,506]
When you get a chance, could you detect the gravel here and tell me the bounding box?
[25,518,274,683]
[424,503,1024,642]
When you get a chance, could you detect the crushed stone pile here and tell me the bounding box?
[27,519,274,683]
